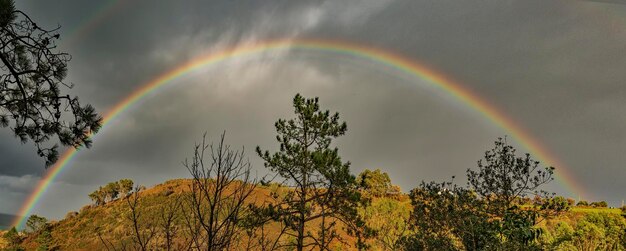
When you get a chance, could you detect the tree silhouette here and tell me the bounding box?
[183,132,257,250]
[0,0,102,166]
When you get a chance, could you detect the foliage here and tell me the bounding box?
[15,175,626,251]
[256,94,361,251]
[356,169,392,197]
[467,137,557,247]
[590,201,608,208]
[404,180,499,250]
[577,200,589,207]
[2,227,23,250]
[25,215,47,234]
[35,224,53,251]
[545,213,626,250]
[118,179,134,197]
[403,137,559,250]
[542,196,571,213]
[88,187,105,206]
[0,0,101,166]
[360,197,411,250]
[88,179,134,205]
[102,182,120,202]
[467,137,555,214]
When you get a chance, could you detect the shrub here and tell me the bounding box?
[590,201,608,208]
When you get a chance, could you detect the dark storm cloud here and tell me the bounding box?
[310,0,626,201]
[2,0,625,218]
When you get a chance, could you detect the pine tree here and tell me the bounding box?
[0,0,101,166]
[257,94,360,250]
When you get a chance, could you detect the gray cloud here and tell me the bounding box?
[2,0,625,219]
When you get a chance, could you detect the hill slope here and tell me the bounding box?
[13,179,374,250]
[5,179,625,250]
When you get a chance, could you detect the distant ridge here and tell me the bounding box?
[0,213,17,230]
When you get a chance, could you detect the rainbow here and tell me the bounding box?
[62,0,127,46]
[12,39,586,228]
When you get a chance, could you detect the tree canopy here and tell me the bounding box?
[403,137,561,250]
[356,169,392,197]
[0,0,101,166]
[257,94,362,250]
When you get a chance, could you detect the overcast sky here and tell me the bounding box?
[1,0,625,220]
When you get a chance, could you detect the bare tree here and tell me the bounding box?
[127,186,157,251]
[241,201,290,251]
[183,131,258,250]
[158,193,189,251]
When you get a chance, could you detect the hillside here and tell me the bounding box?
[3,178,624,251]
[9,179,398,250]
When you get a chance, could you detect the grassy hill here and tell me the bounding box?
[3,178,624,250]
[9,179,383,250]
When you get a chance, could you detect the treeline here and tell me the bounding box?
[576,200,609,208]
[7,94,626,251]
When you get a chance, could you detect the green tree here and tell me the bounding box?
[0,0,101,166]
[117,179,134,197]
[103,182,120,202]
[88,187,105,205]
[361,197,411,250]
[404,180,498,250]
[2,226,23,250]
[542,196,571,213]
[577,200,589,207]
[356,169,392,197]
[467,137,555,248]
[590,201,608,208]
[25,214,47,233]
[256,94,359,251]
[552,213,626,251]
[35,224,53,251]
[404,137,558,250]
[566,198,575,207]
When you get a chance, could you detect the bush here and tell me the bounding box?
[542,196,570,212]
[590,201,608,208]
[577,200,589,207]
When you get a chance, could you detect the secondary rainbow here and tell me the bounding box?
[61,0,127,47]
[12,39,586,228]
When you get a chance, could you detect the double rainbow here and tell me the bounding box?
[12,39,585,228]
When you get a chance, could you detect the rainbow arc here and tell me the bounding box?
[12,39,586,228]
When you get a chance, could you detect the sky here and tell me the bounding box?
[1,0,625,220]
